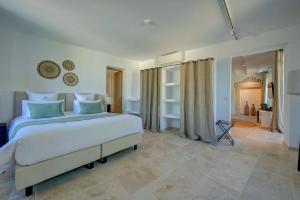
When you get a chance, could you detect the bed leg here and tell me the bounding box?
[99,157,107,164]
[85,162,94,169]
[25,186,33,196]
[133,144,138,150]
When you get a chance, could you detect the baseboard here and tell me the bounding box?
[288,146,299,151]
[283,141,299,151]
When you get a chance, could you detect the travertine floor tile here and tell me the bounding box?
[292,176,300,200]
[0,125,298,200]
[240,168,294,200]
[118,165,160,194]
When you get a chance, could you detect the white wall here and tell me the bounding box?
[140,24,300,148]
[140,59,156,69]
[0,27,141,122]
[215,57,231,123]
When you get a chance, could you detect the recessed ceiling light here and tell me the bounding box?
[143,19,154,25]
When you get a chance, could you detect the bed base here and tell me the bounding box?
[84,162,94,169]
[98,144,138,164]
[25,186,33,196]
[15,133,142,196]
[98,157,107,164]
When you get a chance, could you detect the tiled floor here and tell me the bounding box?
[232,114,257,123]
[0,124,299,200]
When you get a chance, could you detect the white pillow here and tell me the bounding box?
[27,91,58,101]
[75,93,96,101]
[73,100,104,114]
[22,100,64,117]
[22,100,31,118]
[73,100,80,114]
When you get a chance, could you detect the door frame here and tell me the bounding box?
[229,45,286,119]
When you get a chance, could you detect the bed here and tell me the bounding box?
[2,92,143,196]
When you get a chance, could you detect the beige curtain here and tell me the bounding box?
[271,50,284,132]
[262,72,267,104]
[180,59,215,142]
[140,68,161,132]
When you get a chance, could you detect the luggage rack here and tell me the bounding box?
[216,120,235,146]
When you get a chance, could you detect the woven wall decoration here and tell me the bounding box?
[37,60,61,79]
[63,73,79,86]
[63,60,75,71]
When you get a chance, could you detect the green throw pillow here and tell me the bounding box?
[28,101,64,119]
[79,101,103,114]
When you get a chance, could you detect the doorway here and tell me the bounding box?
[106,67,123,113]
[231,50,281,129]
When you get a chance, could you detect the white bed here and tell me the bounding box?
[10,113,143,166]
[0,92,143,196]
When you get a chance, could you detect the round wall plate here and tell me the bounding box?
[63,73,79,86]
[37,60,61,79]
[63,60,75,71]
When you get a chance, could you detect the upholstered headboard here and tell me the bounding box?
[63,93,106,112]
[13,92,106,117]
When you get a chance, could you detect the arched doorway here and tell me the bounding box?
[233,76,264,119]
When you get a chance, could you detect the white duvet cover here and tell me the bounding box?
[0,113,143,173]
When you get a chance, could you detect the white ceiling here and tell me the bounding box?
[0,0,299,61]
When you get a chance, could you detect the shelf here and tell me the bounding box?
[161,63,181,130]
[163,99,180,103]
[127,110,140,115]
[163,114,180,119]
[164,82,180,87]
[127,98,140,102]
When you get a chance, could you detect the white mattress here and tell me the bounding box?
[1,113,143,167]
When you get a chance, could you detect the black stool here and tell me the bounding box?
[216,120,235,146]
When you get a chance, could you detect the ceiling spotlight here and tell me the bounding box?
[143,19,154,25]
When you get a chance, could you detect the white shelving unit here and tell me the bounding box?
[163,99,180,103]
[164,83,180,87]
[163,114,180,119]
[126,98,140,116]
[160,64,181,130]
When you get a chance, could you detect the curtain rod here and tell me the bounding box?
[181,57,214,64]
[140,58,214,71]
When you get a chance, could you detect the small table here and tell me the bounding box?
[259,110,273,128]
[0,123,7,147]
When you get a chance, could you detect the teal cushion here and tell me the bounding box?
[28,101,64,119]
[79,101,103,114]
